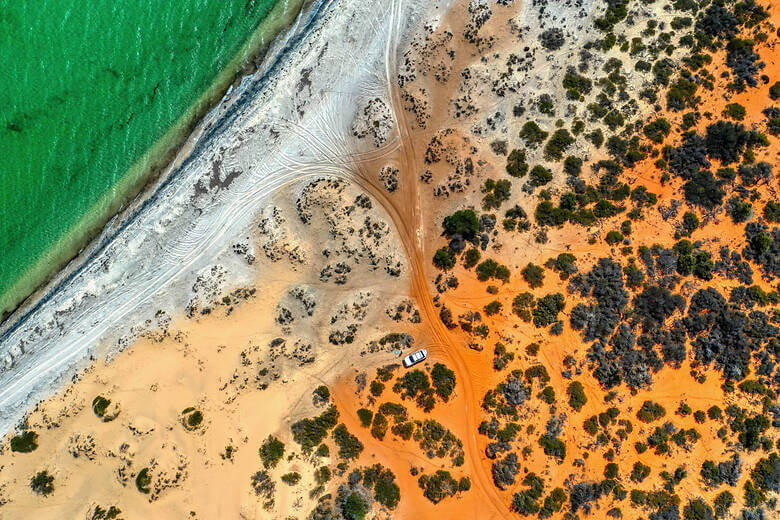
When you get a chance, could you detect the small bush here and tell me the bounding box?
[281,472,301,485]
[10,430,38,453]
[433,248,456,270]
[30,470,55,496]
[357,408,373,427]
[637,401,666,423]
[443,210,479,238]
[529,165,553,186]
[506,149,529,178]
[135,468,152,494]
[259,435,285,468]
[631,461,651,482]
[519,121,549,147]
[567,381,587,411]
[522,263,545,288]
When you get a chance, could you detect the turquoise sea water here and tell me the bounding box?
[0,0,283,317]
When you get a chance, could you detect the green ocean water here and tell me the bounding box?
[0,0,285,317]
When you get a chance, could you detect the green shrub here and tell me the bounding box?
[519,121,549,147]
[713,490,733,518]
[315,466,332,484]
[281,472,301,485]
[544,129,574,161]
[723,103,746,121]
[605,230,624,245]
[443,209,479,238]
[135,468,152,494]
[370,413,389,440]
[357,408,373,427]
[631,461,651,482]
[533,293,565,327]
[341,492,369,520]
[567,381,587,411]
[418,470,459,503]
[529,165,553,186]
[370,380,385,397]
[564,156,583,176]
[763,201,780,222]
[291,405,339,451]
[538,434,566,460]
[521,263,545,288]
[332,424,363,460]
[30,470,55,496]
[431,363,456,401]
[92,396,112,419]
[433,248,456,270]
[770,81,780,100]
[259,435,285,468]
[463,248,481,268]
[637,401,666,423]
[484,300,502,316]
[10,430,38,453]
[506,149,529,177]
[644,118,672,143]
[313,385,330,402]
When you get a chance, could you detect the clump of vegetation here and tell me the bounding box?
[88,505,123,519]
[357,408,373,427]
[529,165,553,186]
[482,178,512,210]
[362,464,401,509]
[637,401,666,423]
[340,491,369,520]
[135,468,152,494]
[546,253,577,279]
[91,395,118,422]
[476,259,511,283]
[281,472,301,485]
[313,385,330,404]
[431,363,456,401]
[544,129,574,161]
[332,424,364,460]
[567,381,587,411]
[512,472,545,514]
[10,430,38,453]
[522,263,545,288]
[259,435,285,468]
[291,405,339,451]
[180,407,204,431]
[30,470,55,496]
[631,461,651,483]
[533,293,565,327]
[519,121,549,148]
[506,149,529,178]
[418,470,459,503]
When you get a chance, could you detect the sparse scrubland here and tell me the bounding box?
[0,0,778,519]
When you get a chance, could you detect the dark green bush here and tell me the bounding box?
[259,435,285,468]
[519,121,549,147]
[521,263,545,288]
[30,470,55,496]
[10,430,38,453]
[567,381,587,411]
[357,408,373,427]
[135,468,151,494]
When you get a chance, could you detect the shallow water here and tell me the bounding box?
[0,0,279,316]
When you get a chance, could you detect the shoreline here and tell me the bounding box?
[0,0,344,435]
[0,0,313,326]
